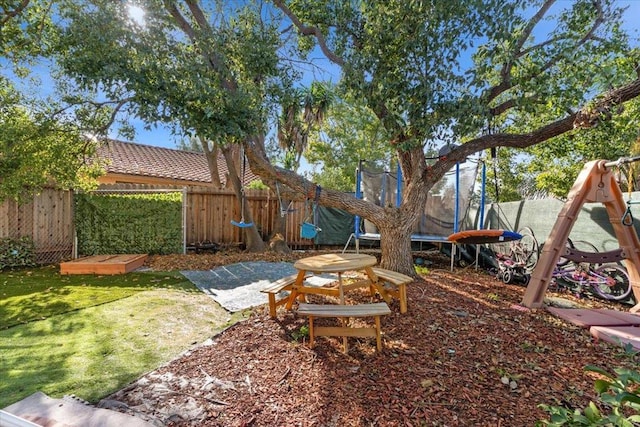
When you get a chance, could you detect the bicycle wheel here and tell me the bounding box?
[516,227,539,272]
[556,239,573,267]
[571,240,599,253]
[553,264,586,296]
[591,264,632,301]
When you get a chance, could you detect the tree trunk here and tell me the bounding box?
[244,139,428,269]
[200,138,222,188]
[240,192,265,252]
[268,210,291,253]
[271,210,287,237]
[377,218,416,276]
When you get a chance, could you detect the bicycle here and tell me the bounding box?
[494,227,540,285]
[550,239,632,302]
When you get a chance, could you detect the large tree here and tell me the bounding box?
[260,0,640,274]
[56,0,294,251]
[54,0,640,274]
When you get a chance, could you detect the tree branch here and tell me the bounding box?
[524,1,605,81]
[243,135,384,219]
[0,0,30,27]
[96,98,133,134]
[163,0,236,92]
[486,0,555,103]
[489,94,540,117]
[513,0,555,56]
[455,77,640,164]
[49,97,134,135]
[272,0,345,66]
[487,0,605,105]
[163,1,195,39]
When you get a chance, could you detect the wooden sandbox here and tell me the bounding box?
[60,254,148,275]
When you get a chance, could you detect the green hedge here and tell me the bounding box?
[75,192,183,255]
[0,236,36,269]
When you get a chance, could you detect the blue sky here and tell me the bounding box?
[119,0,640,151]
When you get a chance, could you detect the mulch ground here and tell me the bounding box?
[103,250,638,426]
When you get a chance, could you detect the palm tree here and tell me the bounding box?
[271,83,334,246]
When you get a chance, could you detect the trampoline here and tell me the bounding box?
[344,156,522,270]
[447,229,523,245]
[343,159,480,269]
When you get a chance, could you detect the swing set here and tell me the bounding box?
[232,150,322,241]
[275,180,321,240]
[522,156,640,313]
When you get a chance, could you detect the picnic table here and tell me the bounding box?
[261,253,414,352]
[287,253,381,306]
[261,253,413,317]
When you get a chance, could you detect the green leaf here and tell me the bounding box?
[583,402,602,421]
[594,379,614,394]
[586,365,614,378]
[618,392,640,406]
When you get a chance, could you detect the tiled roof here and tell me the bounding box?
[96,140,258,186]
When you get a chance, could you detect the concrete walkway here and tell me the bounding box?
[181,261,337,312]
[2,392,153,427]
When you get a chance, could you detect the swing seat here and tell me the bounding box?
[231,220,254,228]
[301,222,321,239]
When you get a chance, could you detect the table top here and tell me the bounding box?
[294,253,377,273]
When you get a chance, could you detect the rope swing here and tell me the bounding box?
[231,147,254,228]
[300,184,322,239]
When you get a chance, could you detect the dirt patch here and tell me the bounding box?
[103,250,637,426]
[144,249,317,272]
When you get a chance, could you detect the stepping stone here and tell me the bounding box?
[3,391,154,427]
[590,325,640,350]
[546,307,640,328]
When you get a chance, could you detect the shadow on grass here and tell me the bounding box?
[0,316,90,406]
[0,288,231,408]
[1,265,199,329]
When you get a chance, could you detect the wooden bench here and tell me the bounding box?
[261,273,308,318]
[297,302,391,353]
[371,267,413,314]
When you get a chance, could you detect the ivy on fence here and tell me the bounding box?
[75,192,183,255]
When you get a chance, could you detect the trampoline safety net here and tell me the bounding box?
[359,160,479,237]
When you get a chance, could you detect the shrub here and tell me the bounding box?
[537,365,640,426]
[75,192,183,255]
[0,236,36,269]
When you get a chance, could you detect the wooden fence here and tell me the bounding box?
[0,185,315,264]
[185,186,311,248]
[0,188,74,264]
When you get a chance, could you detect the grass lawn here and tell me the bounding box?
[0,265,243,408]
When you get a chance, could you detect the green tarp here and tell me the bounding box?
[313,206,355,245]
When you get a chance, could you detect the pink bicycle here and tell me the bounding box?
[550,239,632,302]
